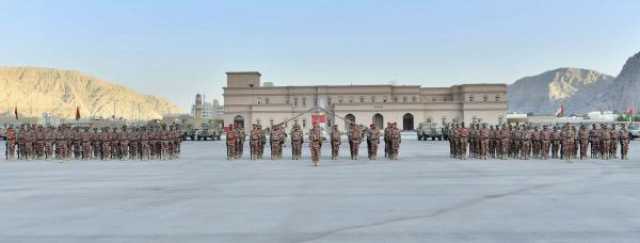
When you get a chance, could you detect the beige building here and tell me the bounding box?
[223,71,507,131]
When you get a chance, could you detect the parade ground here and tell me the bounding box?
[1,138,640,243]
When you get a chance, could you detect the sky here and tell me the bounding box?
[1,0,639,111]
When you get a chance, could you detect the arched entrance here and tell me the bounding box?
[402,113,414,131]
[233,115,245,128]
[372,113,384,129]
[345,113,356,128]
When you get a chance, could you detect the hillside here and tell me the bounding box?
[0,67,182,120]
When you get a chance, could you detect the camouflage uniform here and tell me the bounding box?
[249,125,261,160]
[620,124,630,160]
[348,123,362,160]
[309,123,323,166]
[101,128,113,160]
[92,128,101,159]
[458,123,469,159]
[541,125,551,160]
[226,125,237,160]
[55,127,67,160]
[330,125,341,160]
[551,127,561,159]
[610,125,619,159]
[141,128,151,160]
[81,128,92,160]
[35,126,45,160]
[589,124,600,159]
[479,124,490,160]
[578,125,589,160]
[5,126,17,160]
[388,123,401,160]
[235,127,245,159]
[290,124,304,160]
[367,124,380,160]
[600,124,610,160]
[520,126,531,160]
[531,127,541,159]
[129,128,140,160]
[499,125,510,160]
[449,124,458,158]
[488,126,497,159]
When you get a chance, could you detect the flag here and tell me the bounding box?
[555,104,564,117]
[75,106,81,121]
[311,113,326,124]
[14,106,18,120]
[625,106,636,115]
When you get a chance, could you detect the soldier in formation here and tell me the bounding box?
[366,124,380,160]
[330,124,341,160]
[5,124,182,161]
[225,121,403,163]
[309,122,323,166]
[448,122,631,161]
[290,124,304,160]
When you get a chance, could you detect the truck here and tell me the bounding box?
[417,121,445,141]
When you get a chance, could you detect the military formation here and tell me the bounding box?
[448,122,631,161]
[4,124,182,160]
[225,121,402,166]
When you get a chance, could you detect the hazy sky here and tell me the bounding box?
[2,0,639,111]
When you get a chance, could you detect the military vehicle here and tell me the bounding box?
[417,121,444,141]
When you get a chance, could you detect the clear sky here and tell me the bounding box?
[1,0,639,111]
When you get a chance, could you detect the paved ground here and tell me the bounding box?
[1,139,640,243]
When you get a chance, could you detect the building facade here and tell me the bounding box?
[223,71,507,131]
[191,94,224,120]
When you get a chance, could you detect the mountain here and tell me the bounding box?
[0,67,182,120]
[595,51,640,112]
[508,68,615,114]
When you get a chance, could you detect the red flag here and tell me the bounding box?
[311,113,326,124]
[14,106,18,120]
[626,106,636,115]
[75,106,81,121]
[555,104,564,117]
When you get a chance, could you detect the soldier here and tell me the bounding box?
[33,125,45,160]
[55,126,67,160]
[309,122,323,166]
[119,126,130,160]
[226,125,237,160]
[384,122,391,158]
[589,124,600,159]
[91,127,101,160]
[600,124,610,160]
[101,127,113,160]
[367,124,380,160]
[562,124,576,161]
[610,124,619,159]
[235,126,246,159]
[449,123,458,158]
[129,127,140,160]
[348,123,362,160]
[498,124,510,160]
[521,125,531,160]
[290,124,304,160]
[578,124,589,160]
[468,125,477,159]
[449,123,457,158]
[249,124,261,160]
[509,125,518,159]
[258,124,266,159]
[24,125,35,160]
[330,124,341,160]
[63,126,74,160]
[5,125,17,160]
[620,124,630,160]
[80,127,92,160]
[44,126,55,160]
[388,122,401,160]
[479,123,490,160]
[457,123,469,159]
[488,125,497,159]
[541,125,551,160]
[141,127,151,160]
[531,126,541,159]
[270,125,284,160]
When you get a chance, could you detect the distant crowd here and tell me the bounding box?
[448,123,631,160]
[4,124,183,160]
